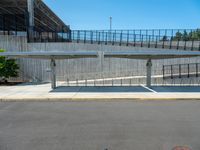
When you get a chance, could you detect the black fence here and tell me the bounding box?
[0,14,27,36]
[27,26,71,43]
[163,63,200,79]
[70,30,200,51]
[0,15,200,51]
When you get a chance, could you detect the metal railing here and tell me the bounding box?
[1,21,200,51]
[57,76,200,87]
[163,63,200,79]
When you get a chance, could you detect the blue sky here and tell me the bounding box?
[44,0,200,30]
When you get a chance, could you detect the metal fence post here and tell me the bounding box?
[191,40,194,51]
[77,30,80,43]
[98,32,101,44]
[179,64,182,78]
[84,30,86,43]
[199,41,200,51]
[133,34,136,47]
[126,30,129,46]
[155,36,158,48]
[188,64,190,78]
[163,65,165,79]
[148,35,151,48]
[184,40,187,50]
[119,31,122,46]
[141,35,143,47]
[171,65,173,79]
[90,31,93,44]
[169,37,173,49]
[105,32,108,45]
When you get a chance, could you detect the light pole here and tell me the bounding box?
[109,17,112,42]
[109,16,112,31]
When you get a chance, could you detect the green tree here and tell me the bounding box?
[182,31,189,41]
[173,32,183,41]
[0,49,19,83]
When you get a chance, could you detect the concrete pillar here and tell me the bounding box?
[27,0,34,41]
[27,0,34,26]
[146,59,152,87]
[50,59,56,89]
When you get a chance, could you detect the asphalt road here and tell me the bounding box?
[0,101,200,150]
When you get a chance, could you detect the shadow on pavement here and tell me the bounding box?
[50,86,200,93]
[50,86,151,93]
[151,86,200,93]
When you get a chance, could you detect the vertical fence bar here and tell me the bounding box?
[179,64,181,78]
[90,31,93,44]
[72,30,74,41]
[146,30,148,42]
[119,31,122,46]
[169,37,173,49]
[155,36,158,48]
[61,26,64,42]
[126,30,129,46]
[191,40,194,51]
[184,40,187,50]
[77,30,80,43]
[98,32,101,44]
[163,65,165,79]
[171,65,173,79]
[133,34,136,47]
[112,32,115,45]
[15,14,17,35]
[96,30,98,43]
[162,36,165,49]
[148,35,151,48]
[84,30,86,43]
[105,32,108,45]
[141,35,143,47]
[188,64,190,78]
[177,39,180,50]
[199,41,200,51]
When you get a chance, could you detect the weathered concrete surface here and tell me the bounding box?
[1,83,200,101]
[0,101,200,150]
[1,35,200,82]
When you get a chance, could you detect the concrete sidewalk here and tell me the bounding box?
[1,83,200,101]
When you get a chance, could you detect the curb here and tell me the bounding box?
[1,97,200,102]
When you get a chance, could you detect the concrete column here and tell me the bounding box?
[50,59,56,89]
[146,59,152,87]
[27,0,34,26]
[27,0,34,41]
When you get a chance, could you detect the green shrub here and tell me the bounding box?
[0,49,19,82]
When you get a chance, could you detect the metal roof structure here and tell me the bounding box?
[0,0,70,32]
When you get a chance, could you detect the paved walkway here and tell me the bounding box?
[1,83,200,101]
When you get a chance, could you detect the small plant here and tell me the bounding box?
[0,49,19,83]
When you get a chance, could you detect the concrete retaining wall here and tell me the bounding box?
[0,35,200,82]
